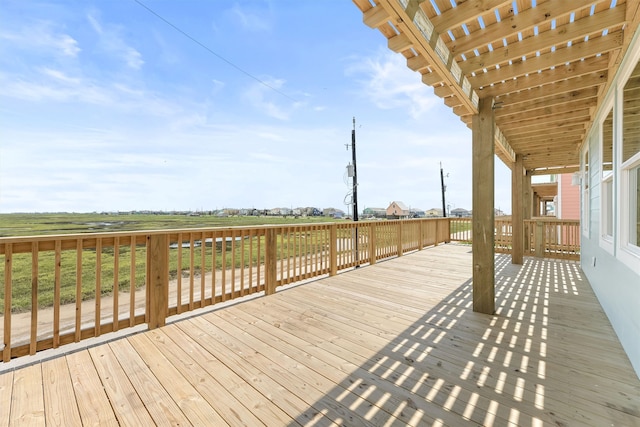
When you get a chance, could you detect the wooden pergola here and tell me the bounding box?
[352,0,640,314]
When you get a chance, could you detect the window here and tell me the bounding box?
[629,164,640,247]
[622,60,640,255]
[601,108,614,240]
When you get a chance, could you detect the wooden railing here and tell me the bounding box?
[449,217,580,260]
[0,218,450,362]
[524,219,580,260]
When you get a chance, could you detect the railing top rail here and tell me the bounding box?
[525,218,580,223]
[0,217,450,245]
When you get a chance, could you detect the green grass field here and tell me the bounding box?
[0,212,336,237]
[0,213,337,312]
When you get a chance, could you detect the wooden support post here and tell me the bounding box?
[512,155,524,264]
[472,97,495,315]
[368,223,376,265]
[397,221,403,257]
[330,224,338,275]
[434,219,439,246]
[147,234,169,329]
[418,220,424,250]
[265,228,278,294]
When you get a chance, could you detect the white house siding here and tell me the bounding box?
[581,30,640,378]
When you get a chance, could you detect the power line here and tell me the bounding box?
[132,0,297,102]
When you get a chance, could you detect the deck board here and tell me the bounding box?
[1,244,639,426]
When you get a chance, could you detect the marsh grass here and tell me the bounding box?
[0,216,336,313]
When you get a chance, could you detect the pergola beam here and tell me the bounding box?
[461,6,625,75]
[378,0,479,114]
[449,0,598,56]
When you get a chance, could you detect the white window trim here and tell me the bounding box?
[618,148,640,275]
[599,98,615,255]
[613,40,640,274]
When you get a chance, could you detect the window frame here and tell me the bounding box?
[615,45,640,274]
[599,99,615,254]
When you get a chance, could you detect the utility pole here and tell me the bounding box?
[440,162,447,218]
[346,117,360,268]
[352,117,359,222]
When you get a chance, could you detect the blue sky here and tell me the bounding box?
[0,0,512,214]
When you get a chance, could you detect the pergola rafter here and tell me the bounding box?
[353,0,640,173]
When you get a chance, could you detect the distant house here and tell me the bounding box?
[386,201,410,219]
[323,207,345,218]
[451,208,471,217]
[529,173,579,218]
[363,207,387,218]
[425,208,444,217]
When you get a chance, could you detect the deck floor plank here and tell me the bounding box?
[2,244,639,426]
[130,330,268,426]
[9,364,44,427]
[238,287,563,426]
[172,322,338,426]
[186,314,377,426]
[87,344,156,426]
[150,327,297,426]
[107,338,192,426]
[221,300,489,426]
[125,332,231,426]
[41,356,82,426]
[0,371,13,426]
[64,350,119,426]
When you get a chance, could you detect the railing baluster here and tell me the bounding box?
[201,231,206,305]
[231,230,237,297]
[53,240,61,348]
[212,231,217,299]
[95,238,102,337]
[221,232,227,302]
[129,237,136,327]
[248,230,253,293]
[189,234,195,310]
[3,243,12,362]
[76,239,83,341]
[30,242,38,355]
[265,228,277,295]
[176,232,183,313]
[113,237,119,332]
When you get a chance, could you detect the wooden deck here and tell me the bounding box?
[1,244,639,426]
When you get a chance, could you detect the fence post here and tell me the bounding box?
[369,223,376,265]
[445,218,452,243]
[330,224,338,276]
[535,221,544,258]
[397,221,403,257]
[265,227,277,294]
[147,234,169,329]
[418,220,424,250]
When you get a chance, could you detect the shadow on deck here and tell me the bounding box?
[1,244,639,426]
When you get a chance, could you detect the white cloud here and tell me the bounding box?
[242,77,296,120]
[87,13,144,70]
[0,22,80,57]
[346,50,438,119]
[229,4,273,31]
